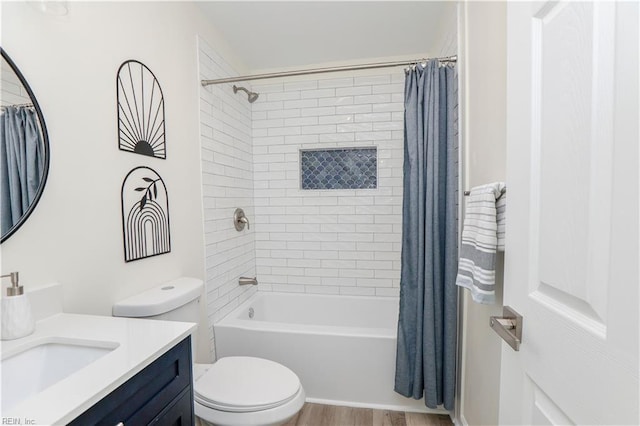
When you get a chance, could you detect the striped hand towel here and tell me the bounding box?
[455,182,506,304]
[496,191,506,251]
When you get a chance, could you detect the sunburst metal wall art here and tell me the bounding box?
[117,60,166,159]
[121,166,171,262]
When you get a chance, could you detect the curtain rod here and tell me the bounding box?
[201,55,457,86]
[1,103,34,110]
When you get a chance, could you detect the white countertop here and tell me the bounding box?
[1,312,196,425]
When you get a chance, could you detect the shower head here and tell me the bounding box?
[247,92,259,103]
[233,85,259,103]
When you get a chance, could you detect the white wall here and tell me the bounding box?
[0,2,246,363]
[250,73,405,296]
[458,3,507,426]
[198,37,257,358]
[433,3,458,58]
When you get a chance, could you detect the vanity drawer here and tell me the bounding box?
[147,387,193,425]
[69,336,193,426]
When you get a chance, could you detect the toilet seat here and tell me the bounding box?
[194,356,301,413]
[195,386,306,426]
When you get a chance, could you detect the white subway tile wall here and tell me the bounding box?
[251,71,405,297]
[199,38,458,356]
[1,59,32,106]
[198,38,257,357]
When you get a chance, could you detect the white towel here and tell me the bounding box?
[455,182,506,304]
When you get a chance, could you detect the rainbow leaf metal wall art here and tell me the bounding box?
[117,60,166,159]
[121,166,171,262]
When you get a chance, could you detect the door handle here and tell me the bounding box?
[490,306,523,351]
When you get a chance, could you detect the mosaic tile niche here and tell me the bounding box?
[300,148,377,190]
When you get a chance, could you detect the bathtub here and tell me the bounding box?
[214,292,442,413]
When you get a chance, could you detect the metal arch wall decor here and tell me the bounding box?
[121,166,171,262]
[117,60,166,159]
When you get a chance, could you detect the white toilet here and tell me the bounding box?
[112,277,305,426]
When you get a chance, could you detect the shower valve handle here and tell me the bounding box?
[234,208,250,231]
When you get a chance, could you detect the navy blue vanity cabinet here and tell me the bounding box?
[69,336,194,426]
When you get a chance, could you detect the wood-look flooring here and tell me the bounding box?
[283,403,453,426]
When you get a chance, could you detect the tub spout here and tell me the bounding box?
[239,276,258,286]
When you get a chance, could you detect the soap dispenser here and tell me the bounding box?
[1,272,35,340]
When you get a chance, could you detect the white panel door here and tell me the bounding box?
[499,2,638,424]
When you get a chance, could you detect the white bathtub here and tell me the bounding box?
[214,292,442,413]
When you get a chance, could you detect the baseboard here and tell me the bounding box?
[304,397,448,415]
[454,413,469,426]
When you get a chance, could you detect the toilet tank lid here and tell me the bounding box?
[112,277,203,317]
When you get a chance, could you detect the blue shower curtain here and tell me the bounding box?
[0,106,45,235]
[395,60,458,410]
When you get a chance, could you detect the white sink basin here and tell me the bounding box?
[1,338,119,412]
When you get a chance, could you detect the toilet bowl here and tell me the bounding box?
[112,277,305,426]
[193,358,306,426]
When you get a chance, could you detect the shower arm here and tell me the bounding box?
[232,85,259,103]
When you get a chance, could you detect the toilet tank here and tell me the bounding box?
[112,277,203,323]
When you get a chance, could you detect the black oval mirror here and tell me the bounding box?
[1,48,50,242]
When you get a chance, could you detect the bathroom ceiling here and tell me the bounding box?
[198,1,457,72]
